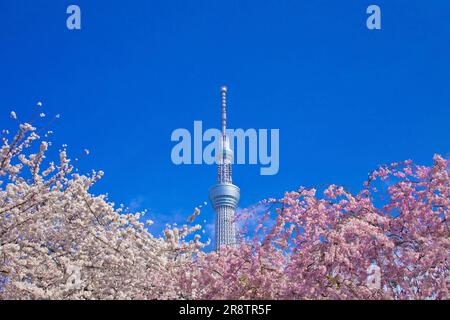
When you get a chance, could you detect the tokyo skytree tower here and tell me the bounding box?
[208,86,240,251]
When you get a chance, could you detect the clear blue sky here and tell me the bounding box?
[1,1,449,245]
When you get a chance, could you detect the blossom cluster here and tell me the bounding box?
[0,112,207,299]
[0,111,448,299]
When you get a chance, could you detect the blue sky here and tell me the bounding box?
[1,1,449,246]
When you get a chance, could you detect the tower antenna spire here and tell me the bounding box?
[221,86,227,135]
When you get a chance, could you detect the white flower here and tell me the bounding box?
[188,207,201,223]
[19,123,35,132]
[40,141,48,152]
[37,101,43,107]
[39,113,46,118]
[59,150,68,163]
[10,111,17,119]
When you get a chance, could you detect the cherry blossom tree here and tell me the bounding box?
[180,155,449,300]
[0,109,448,300]
[0,111,207,299]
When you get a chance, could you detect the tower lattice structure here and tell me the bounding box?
[209,86,240,251]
